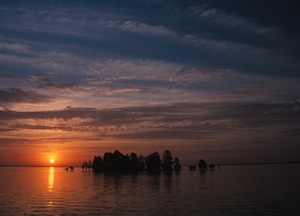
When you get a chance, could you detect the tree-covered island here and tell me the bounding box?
[82,150,182,173]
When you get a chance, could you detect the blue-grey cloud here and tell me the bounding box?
[1,0,299,77]
[0,88,52,104]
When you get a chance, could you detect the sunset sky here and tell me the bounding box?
[1,0,300,166]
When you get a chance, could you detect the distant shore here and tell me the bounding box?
[216,161,300,166]
[1,161,300,168]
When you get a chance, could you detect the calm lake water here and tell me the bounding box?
[0,164,299,215]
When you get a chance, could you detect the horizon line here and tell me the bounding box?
[1,161,300,168]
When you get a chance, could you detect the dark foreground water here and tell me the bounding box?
[0,164,299,215]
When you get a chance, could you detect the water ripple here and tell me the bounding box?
[0,165,299,215]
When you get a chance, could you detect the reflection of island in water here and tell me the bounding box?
[48,167,54,192]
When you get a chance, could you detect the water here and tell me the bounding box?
[0,164,299,215]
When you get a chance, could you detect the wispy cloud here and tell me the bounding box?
[0,41,29,53]
[169,67,230,83]
[120,20,177,37]
[190,6,278,36]
[101,87,141,95]
[2,1,298,78]
[1,101,299,140]
[0,88,52,104]
[36,77,81,91]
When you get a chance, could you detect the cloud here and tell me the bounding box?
[87,58,179,77]
[0,88,52,104]
[121,20,177,37]
[1,102,299,141]
[0,101,299,165]
[2,1,298,78]
[0,138,38,147]
[180,32,300,76]
[113,129,213,140]
[0,2,176,41]
[101,87,141,95]
[0,41,29,53]
[169,66,231,83]
[194,7,278,36]
[36,77,81,91]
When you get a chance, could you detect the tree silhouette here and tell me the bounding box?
[198,159,208,170]
[92,156,103,172]
[146,152,161,173]
[81,161,85,170]
[89,149,181,173]
[129,152,139,172]
[112,150,128,171]
[173,157,181,171]
[189,165,196,170]
[87,160,92,171]
[103,152,114,171]
[162,150,173,172]
[103,150,130,172]
[82,161,88,171]
[138,155,146,171]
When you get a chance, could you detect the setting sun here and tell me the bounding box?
[49,159,55,164]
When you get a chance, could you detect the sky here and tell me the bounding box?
[0,0,300,166]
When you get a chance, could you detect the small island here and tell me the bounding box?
[82,149,182,173]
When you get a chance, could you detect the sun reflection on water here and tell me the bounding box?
[47,201,53,206]
[48,167,54,192]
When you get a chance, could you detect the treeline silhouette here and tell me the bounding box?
[82,150,181,173]
[188,159,216,172]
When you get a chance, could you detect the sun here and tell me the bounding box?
[49,159,55,164]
